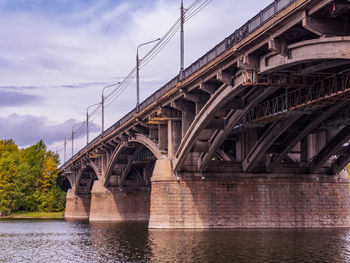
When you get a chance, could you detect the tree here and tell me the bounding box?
[0,140,66,215]
[0,152,22,215]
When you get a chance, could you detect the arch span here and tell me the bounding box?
[104,134,162,188]
[74,163,99,196]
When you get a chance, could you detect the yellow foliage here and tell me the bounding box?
[40,155,58,193]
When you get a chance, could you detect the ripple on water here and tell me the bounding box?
[1,220,350,263]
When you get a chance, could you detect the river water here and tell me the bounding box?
[1,220,350,263]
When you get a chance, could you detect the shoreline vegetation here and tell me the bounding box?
[0,211,64,219]
[0,140,66,217]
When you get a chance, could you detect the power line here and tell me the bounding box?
[64,0,213,153]
[185,0,213,21]
[102,0,210,111]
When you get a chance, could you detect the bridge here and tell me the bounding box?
[60,0,350,228]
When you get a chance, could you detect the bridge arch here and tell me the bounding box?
[174,82,237,172]
[129,134,163,159]
[174,77,281,172]
[74,162,99,196]
[104,134,161,188]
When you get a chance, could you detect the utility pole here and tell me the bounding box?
[87,103,101,145]
[136,51,140,112]
[180,0,185,80]
[64,138,66,163]
[136,38,160,112]
[71,122,85,158]
[71,129,74,157]
[102,82,121,137]
[86,111,89,145]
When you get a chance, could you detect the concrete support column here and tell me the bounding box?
[100,155,108,179]
[64,188,91,220]
[149,127,158,141]
[168,120,182,159]
[89,180,150,222]
[158,124,168,151]
[242,128,257,160]
[236,135,242,161]
[149,159,177,228]
[182,111,195,137]
[196,102,205,114]
[316,130,327,153]
[300,137,308,163]
[307,131,326,161]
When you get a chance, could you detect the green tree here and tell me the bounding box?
[0,152,23,215]
[0,139,66,215]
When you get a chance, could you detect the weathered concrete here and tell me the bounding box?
[149,167,350,228]
[64,189,91,220]
[89,180,150,222]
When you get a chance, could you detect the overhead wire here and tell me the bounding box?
[140,0,213,69]
[64,0,214,153]
[185,0,213,21]
[91,0,210,113]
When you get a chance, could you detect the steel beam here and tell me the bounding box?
[309,124,350,173]
[242,115,301,173]
[199,85,280,172]
[267,100,350,172]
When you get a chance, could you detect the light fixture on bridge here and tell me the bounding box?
[71,121,85,157]
[136,38,160,112]
[86,102,102,145]
[101,82,121,137]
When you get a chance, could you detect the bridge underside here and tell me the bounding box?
[62,0,350,228]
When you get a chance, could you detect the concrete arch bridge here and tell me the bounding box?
[60,0,350,228]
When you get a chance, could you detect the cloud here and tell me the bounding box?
[0,0,272,157]
[59,81,109,89]
[0,114,100,147]
[0,89,40,107]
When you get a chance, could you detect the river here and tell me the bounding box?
[1,219,350,262]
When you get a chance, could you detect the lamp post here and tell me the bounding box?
[136,38,160,112]
[72,122,85,157]
[86,102,101,145]
[102,82,121,136]
[180,0,185,79]
[64,137,66,163]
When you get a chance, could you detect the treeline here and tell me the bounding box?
[0,140,65,216]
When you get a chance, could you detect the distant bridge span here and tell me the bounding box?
[60,0,350,228]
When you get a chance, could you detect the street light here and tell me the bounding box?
[86,102,101,145]
[64,137,67,163]
[72,122,85,157]
[102,82,121,136]
[136,38,160,112]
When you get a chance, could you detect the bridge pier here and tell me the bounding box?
[64,189,91,220]
[65,161,350,228]
[149,166,350,228]
[89,180,150,222]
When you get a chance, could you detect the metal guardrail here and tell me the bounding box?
[62,0,298,168]
[244,71,350,124]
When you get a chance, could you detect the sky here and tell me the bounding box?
[0,0,272,163]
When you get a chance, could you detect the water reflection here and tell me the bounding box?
[1,219,350,263]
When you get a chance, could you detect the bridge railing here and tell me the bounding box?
[62,0,298,168]
[242,71,350,124]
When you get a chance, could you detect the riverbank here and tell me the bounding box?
[1,211,64,219]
